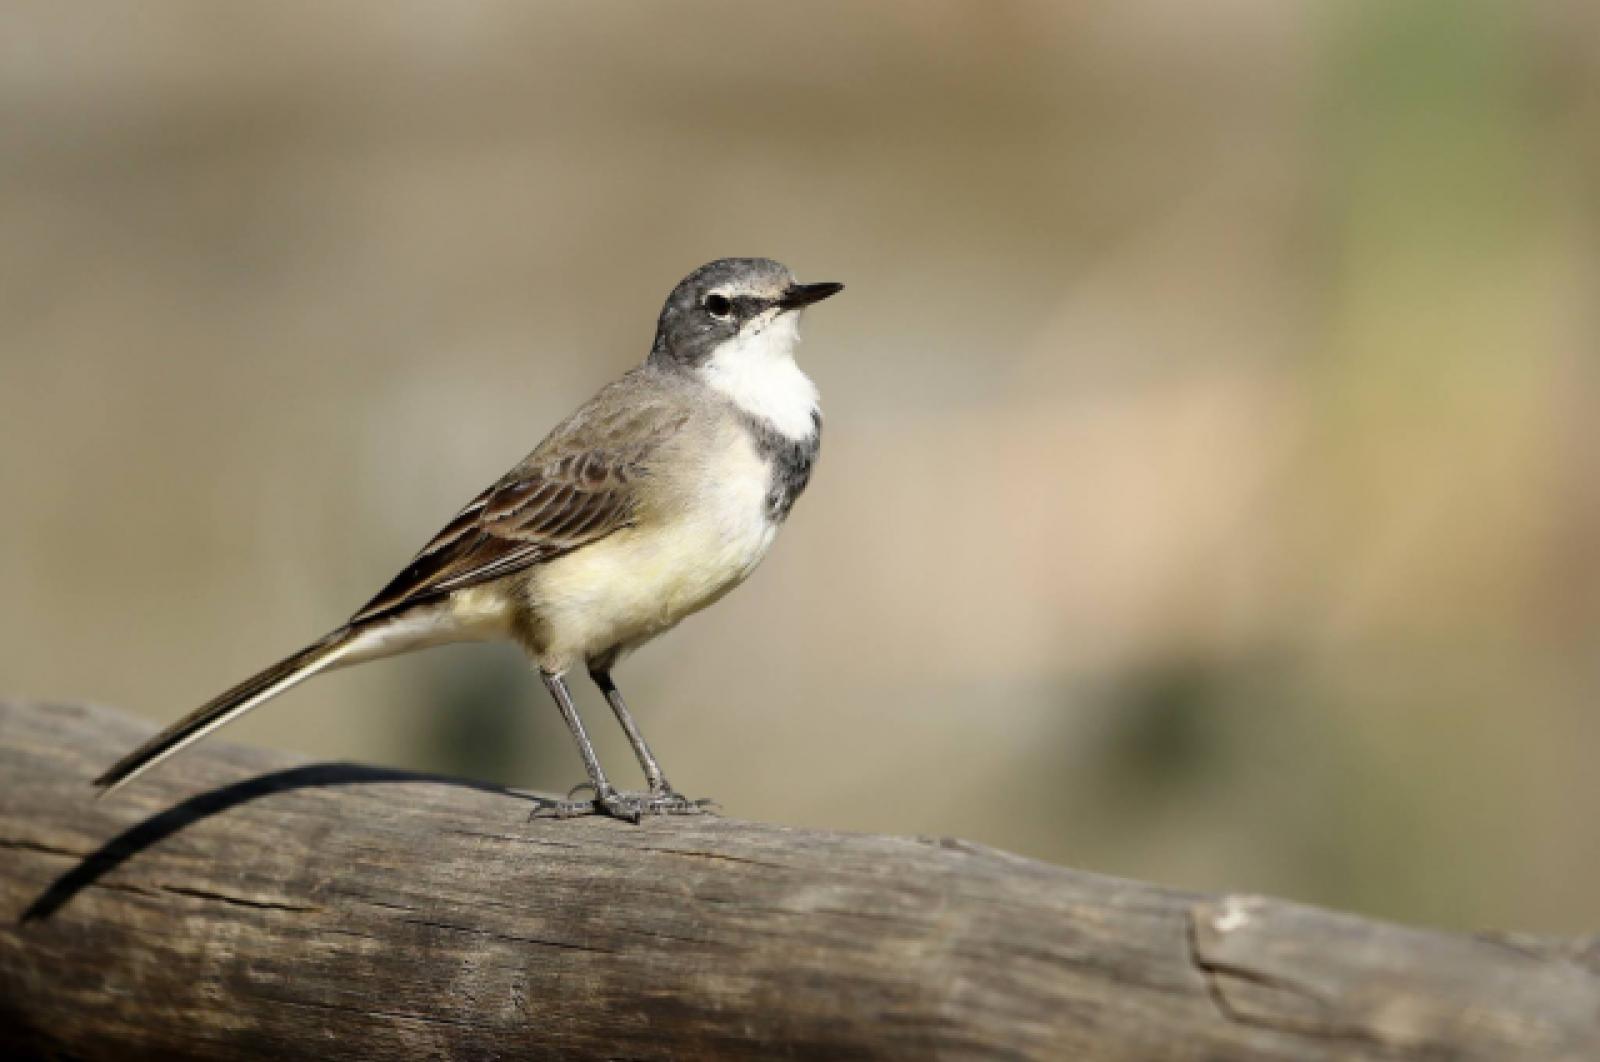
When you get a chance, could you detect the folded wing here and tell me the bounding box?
[351,400,688,624]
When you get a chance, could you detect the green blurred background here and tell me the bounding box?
[3,1,1597,932]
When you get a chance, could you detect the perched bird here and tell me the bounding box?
[95,258,842,819]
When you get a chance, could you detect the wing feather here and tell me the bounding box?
[349,392,689,624]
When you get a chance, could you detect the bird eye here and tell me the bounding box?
[704,294,733,319]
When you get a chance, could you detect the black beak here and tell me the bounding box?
[777,281,844,310]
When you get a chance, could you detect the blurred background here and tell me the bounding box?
[3,0,1597,933]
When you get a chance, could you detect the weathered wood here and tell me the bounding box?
[1,699,1597,1060]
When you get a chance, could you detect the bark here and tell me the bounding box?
[1,699,1597,1060]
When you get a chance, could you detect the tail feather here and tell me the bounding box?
[93,628,357,797]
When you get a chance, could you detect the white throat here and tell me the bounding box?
[697,311,820,440]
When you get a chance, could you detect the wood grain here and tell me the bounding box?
[2,700,1597,1060]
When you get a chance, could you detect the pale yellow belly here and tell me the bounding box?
[526,454,778,673]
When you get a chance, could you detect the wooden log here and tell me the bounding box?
[1,698,1597,1060]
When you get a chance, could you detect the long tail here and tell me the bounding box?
[93,628,359,798]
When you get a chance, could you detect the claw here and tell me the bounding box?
[603,794,645,824]
[529,783,716,822]
[626,789,716,818]
[654,793,718,816]
[527,781,606,820]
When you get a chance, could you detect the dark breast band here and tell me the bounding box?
[738,408,822,521]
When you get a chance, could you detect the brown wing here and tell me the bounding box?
[350,392,688,624]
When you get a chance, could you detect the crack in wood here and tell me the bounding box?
[399,916,620,955]
[1184,900,1369,1044]
[158,885,319,914]
[0,837,89,861]
[637,847,790,871]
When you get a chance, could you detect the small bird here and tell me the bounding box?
[95,258,842,819]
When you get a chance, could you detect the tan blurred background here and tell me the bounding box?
[3,0,1598,932]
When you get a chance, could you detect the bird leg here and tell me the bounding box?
[536,670,711,821]
[538,670,626,818]
[589,667,714,816]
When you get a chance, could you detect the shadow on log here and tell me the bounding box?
[2,699,1598,1060]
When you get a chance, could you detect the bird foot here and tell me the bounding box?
[533,784,717,823]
